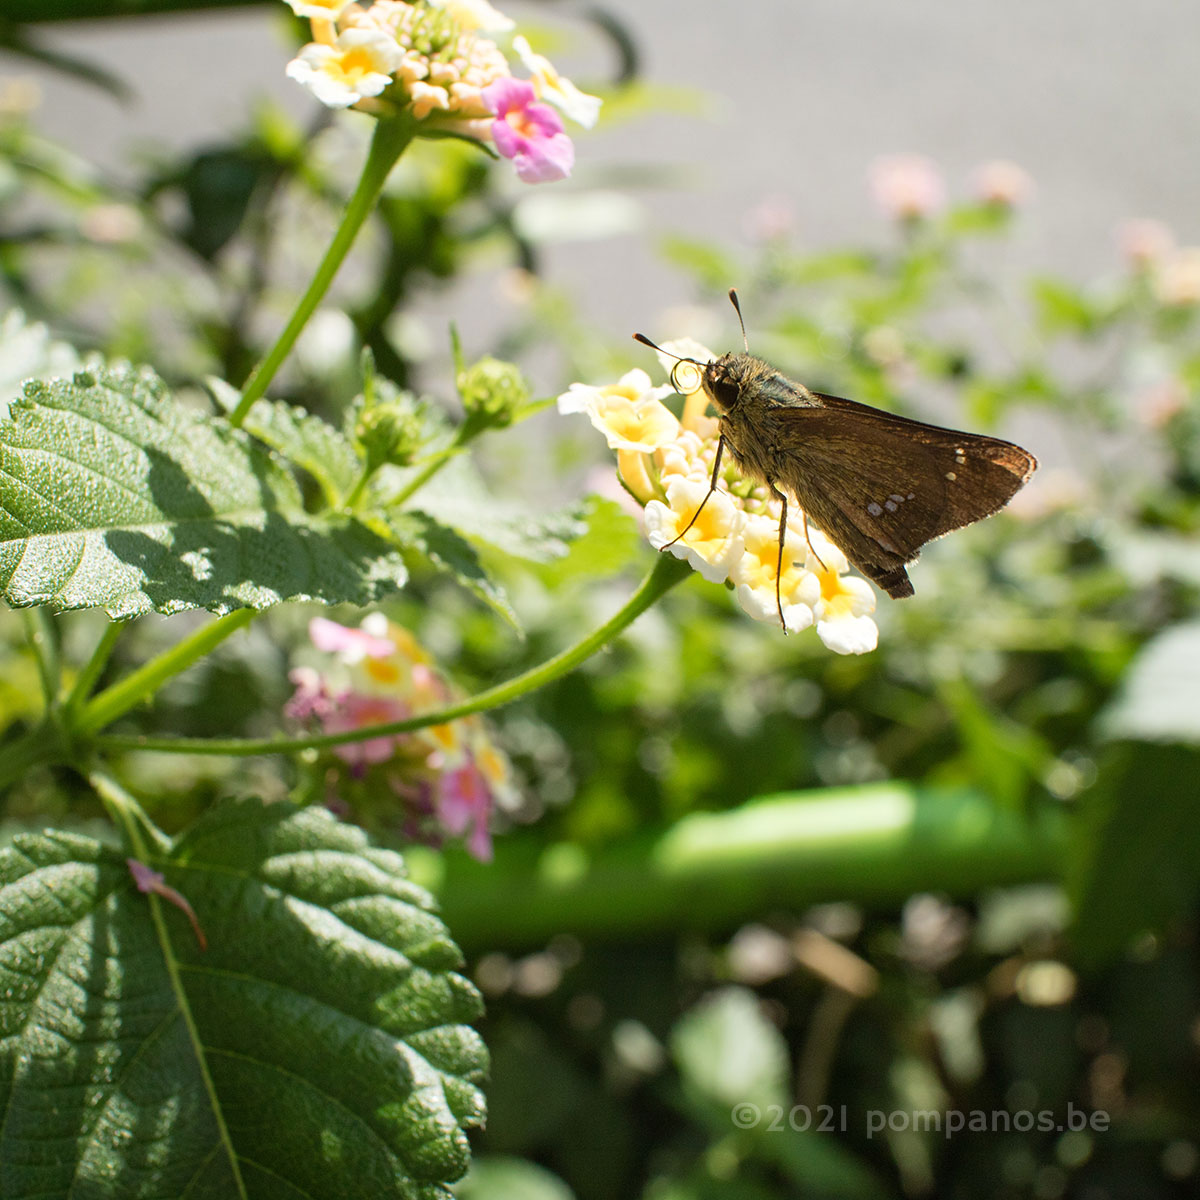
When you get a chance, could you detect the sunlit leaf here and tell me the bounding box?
[0,365,406,616]
[0,798,487,1199]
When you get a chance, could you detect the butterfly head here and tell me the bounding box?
[702,353,762,414]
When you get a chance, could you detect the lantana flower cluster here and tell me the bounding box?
[287,613,518,859]
[558,342,879,655]
[283,0,601,183]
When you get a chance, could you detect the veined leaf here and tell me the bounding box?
[389,509,519,629]
[381,455,585,564]
[210,384,362,509]
[0,365,407,616]
[0,798,487,1199]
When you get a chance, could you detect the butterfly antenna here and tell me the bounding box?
[728,288,749,352]
[633,332,704,393]
[633,332,688,363]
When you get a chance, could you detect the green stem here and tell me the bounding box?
[62,619,126,718]
[386,440,463,509]
[228,114,417,428]
[342,465,374,511]
[78,609,257,736]
[89,765,158,857]
[0,721,66,791]
[96,554,694,758]
[22,608,60,710]
[430,784,1070,952]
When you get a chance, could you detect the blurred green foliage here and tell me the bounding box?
[2,8,1200,1199]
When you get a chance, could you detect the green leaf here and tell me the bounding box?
[1069,742,1200,967]
[171,145,270,262]
[785,248,878,285]
[937,678,1052,809]
[672,986,789,1115]
[0,309,82,415]
[389,509,519,628]
[660,236,740,292]
[670,988,888,1199]
[0,798,487,1199]
[382,455,585,563]
[455,1156,575,1200]
[0,365,407,616]
[1031,278,1102,337]
[211,382,362,509]
[942,202,1013,237]
[532,495,641,587]
[1097,620,1200,744]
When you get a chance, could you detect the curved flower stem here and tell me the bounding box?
[62,619,127,718]
[89,766,159,858]
[385,440,464,509]
[97,553,694,758]
[228,113,417,428]
[78,609,258,737]
[23,608,60,711]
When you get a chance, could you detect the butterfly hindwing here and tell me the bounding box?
[761,397,1035,588]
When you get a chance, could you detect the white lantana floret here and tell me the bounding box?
[645,477,745,583]
[512,35,603,128]
[286,27,405,108]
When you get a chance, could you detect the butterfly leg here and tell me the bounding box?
[772,486,789,632]
[662,434,726,550]
[802,510,828,572]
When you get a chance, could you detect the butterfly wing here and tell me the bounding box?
[764,395,1036,597]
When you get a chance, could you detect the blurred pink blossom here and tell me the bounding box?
[1117,218,1175,269]
[869,154,945,221]
[325,693,411,769]
[439,763,495,861]
[1154,247,1200,306]
[285,666,340,723]
[743,195,796,242]
[309,614,395,660]
[971,159,1034,208]
[1136,377,1188,428]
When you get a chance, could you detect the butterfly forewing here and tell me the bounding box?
[762,397,1036,589]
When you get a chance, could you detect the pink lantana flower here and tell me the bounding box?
[288,616,519,859]
[325,693,412,770]
[439,763,495,861]
[482,78,574,183]
[310,613,395,661]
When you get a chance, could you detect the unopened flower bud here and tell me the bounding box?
[458,356,529,430]
[354,398,424,470]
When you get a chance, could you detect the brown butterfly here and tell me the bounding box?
[635,290,1037,627]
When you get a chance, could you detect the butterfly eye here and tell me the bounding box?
[703,370,740,412]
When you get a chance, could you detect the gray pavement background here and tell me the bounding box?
[8,2,1200,340]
